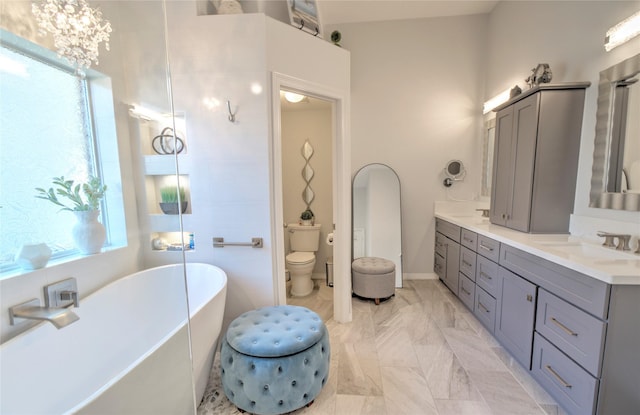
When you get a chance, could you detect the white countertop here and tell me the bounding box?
[435,212,640,285]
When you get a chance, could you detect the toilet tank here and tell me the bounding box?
[289,224,321,252]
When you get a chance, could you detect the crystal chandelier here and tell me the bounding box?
[32,0,111,73]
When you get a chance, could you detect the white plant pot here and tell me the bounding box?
[72,210,106,255]
[15,243,52,270]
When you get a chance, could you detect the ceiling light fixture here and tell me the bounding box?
[284,92,305,103]
[605,10,640,52]
[32,0,112,73]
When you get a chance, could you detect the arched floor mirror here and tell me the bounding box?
[352,163,403,287]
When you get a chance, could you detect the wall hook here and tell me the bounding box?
[227,100,237,123]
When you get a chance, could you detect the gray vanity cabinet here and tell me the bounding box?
[490,84,588,233]
[495,267,537,368]
[434,217,640,415]
[434,219,460,293]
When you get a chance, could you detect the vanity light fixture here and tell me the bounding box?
[605,10,640,51]
[482,88,511,114]
[129,104,170,121]
[284,91,306,103]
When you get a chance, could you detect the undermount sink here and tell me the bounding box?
[450,215,490,224]
[535,241,636,260]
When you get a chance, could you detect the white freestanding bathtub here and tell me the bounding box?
[0,263,227,415]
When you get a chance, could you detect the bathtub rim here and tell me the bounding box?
[1,262,228,414]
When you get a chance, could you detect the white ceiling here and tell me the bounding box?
[317,0,499,25]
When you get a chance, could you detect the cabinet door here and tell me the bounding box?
[474,286,497,333]
[458,273,475,311]
[476,255,499,297]
[507,94,540,232]
[459,246,476,280]
[490,107,513,226]
[495,267,537,368]
[443,238,460,293]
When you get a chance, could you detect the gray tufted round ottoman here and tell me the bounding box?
[220,305,330,415]
[352,257,396,305]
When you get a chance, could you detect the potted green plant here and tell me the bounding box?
[159,185,188,214]
[35,176,107,254]
[330,30,342,47]
[299,209,314,226]
[35,176,107,211]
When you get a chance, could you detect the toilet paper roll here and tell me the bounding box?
[326,232,334,245]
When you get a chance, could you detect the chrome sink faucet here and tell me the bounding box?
[475,208,490,218]
[597,232,632,251]
[616,235,631,251]
[597,231,617,247]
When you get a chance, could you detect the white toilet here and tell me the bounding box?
[286,224,321,297]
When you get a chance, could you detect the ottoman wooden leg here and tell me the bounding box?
[375,298,380,305]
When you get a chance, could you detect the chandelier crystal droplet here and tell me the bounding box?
[32,0,112,72]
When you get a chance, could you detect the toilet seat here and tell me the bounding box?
[286,251,315,265]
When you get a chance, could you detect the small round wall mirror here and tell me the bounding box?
[443,159,466,187]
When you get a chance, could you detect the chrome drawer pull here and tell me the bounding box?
[551,317,578,337]
[480,271,492,280]
[463,236,474,243]
[478,301,490,313]
[462,260,472,267]
[479,243,494,252]
[545,365,572,388]
[460,286,471,296]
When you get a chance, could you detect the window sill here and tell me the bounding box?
[0,244,127,282]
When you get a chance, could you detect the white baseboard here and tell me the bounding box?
[404,272,438,280]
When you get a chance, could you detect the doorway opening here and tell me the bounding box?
[271,73,352,324]
[280,91,334,321]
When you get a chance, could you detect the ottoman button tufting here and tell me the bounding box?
[221,305,330,415]
[352,257,396,305]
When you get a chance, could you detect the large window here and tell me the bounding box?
[0,34,124,274]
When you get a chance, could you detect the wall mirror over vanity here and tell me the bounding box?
[590,52,640,211]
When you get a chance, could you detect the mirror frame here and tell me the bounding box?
[352,163,403,288]
[590,53,640,211]
[482,117,496,197]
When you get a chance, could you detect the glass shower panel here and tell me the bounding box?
[0,0,195,412]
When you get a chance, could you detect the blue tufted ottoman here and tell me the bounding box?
[220,305,330,415]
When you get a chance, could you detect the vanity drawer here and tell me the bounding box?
[500,244,610,319]
[475,255,499,297]
[435,232,447,257]
[436,218,460,243]
[459,247,476,280]
[532,333,598,415]
[458,273,475,310]
[474,286,496,333]
[536,289,606,377]
[460,228,477,251]
[477,234,500,262]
